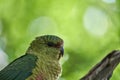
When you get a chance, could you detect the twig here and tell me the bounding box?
[80,50,120,80]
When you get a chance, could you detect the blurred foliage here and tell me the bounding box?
[0,0,120,80]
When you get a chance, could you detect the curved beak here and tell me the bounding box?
[60,47,64,57]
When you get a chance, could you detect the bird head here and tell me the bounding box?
[27,35,64,60]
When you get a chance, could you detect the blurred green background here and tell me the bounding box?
[0,0,120,80]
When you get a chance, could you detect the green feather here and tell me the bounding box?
[0,54,37,80]
[0,35,64,80]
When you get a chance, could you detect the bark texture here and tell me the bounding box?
[80,50,120,80]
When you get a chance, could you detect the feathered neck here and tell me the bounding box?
[26,52,61,80]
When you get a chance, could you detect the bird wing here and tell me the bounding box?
[0,54,37,80]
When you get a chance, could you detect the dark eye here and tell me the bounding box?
[47,42,55,47]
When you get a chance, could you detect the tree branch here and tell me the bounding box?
[80,50,120,80]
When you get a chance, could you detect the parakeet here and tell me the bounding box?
[0,35,64,80]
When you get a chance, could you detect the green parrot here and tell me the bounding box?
[0,35,64,80]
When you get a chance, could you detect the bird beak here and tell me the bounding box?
[60,47,64,57]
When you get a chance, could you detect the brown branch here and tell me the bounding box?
[80,50,120,80]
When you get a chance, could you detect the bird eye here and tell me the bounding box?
[47,42,55,47]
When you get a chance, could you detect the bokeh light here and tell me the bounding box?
[83,6,109,36]
[103,0,116,3]
[0,49,8,70]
